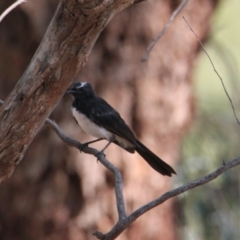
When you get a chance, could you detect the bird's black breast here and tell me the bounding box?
[72,97,136,145]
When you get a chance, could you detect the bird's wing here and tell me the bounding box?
[87,97,136,144]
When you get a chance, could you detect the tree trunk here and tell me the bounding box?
[0,0,218,239]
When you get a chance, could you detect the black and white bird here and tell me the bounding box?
[67,82,176,177]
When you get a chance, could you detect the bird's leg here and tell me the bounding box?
[80,138,104,151]
[95,136,115,160]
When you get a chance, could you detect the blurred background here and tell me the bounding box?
[179,0,240,239]
[0,0,239,239]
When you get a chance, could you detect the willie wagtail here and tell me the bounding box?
[67,82,176,176]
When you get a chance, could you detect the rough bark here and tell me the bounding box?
[0,0,140,182]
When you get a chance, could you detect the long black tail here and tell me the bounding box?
[135,140,176,176]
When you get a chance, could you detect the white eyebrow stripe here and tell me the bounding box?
[76,82,87,89]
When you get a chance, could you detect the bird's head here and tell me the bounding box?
[67,82,95,99]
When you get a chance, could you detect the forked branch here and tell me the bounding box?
[1,100,239,239]
[47,118,240,240]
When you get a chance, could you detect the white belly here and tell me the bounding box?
[72,107,113,140]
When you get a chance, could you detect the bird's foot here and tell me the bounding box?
[80,143,89,152]
[80,138,104,152]
[95,151,106,162]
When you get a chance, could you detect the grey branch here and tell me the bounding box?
[46,117,240,240]
[1,99,240,239]
[183,16,240,126]
[45,119,127,221]
[142,0,188,61]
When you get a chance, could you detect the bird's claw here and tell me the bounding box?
[95,151,105,162]
[80,143,88,152]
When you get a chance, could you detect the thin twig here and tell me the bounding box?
[142,0,188,61]
[183,16,240,126]
[0,0,26,23]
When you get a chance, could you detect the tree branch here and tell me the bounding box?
[0,0,142,183]
[0,98,127,222]
[127,157,240,222]
[49,120,240,240]
[183,16,240,126]
[1,99,239,239]
[142,0,188,61]
[0,0,26,23]
[49,118,240,239]
[45,119,127,221]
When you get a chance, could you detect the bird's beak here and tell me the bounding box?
[67,88,76,94]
